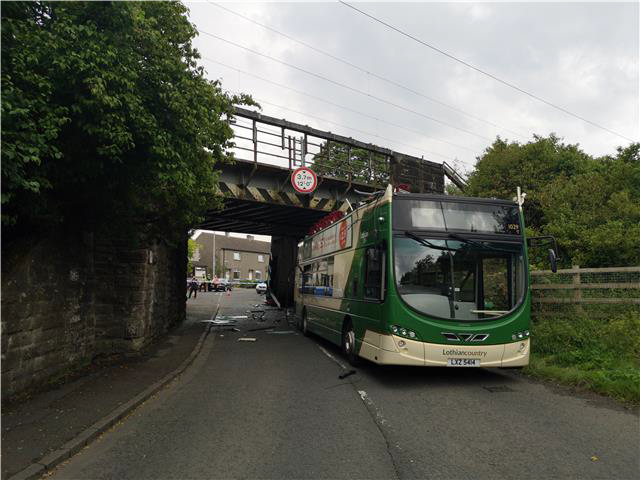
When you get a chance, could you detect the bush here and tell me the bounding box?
[526,311,640,404]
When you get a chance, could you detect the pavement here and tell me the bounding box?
[3,289,639,480]
[1,289,223,480]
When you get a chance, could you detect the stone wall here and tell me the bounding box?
[1,230,186,398]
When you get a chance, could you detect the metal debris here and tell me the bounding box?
[200,319,237,325]
[338,370,357,380]
[237,337,257,342]
[247,326,275,332]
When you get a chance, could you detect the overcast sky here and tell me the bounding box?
[187,1,638,241]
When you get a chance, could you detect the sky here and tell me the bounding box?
[186,1,639,240]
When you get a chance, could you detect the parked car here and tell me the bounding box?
[256,282,267,294]
[214,279,232,292]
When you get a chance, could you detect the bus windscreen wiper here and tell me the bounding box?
[447,233,517,254]
[403,231,458,251]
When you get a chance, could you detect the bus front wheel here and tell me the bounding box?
[342,319,360,366]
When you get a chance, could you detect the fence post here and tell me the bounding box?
[573,265,583,314]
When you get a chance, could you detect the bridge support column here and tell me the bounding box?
[269,236,299,308]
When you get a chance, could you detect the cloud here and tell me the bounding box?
[188,1,639,171]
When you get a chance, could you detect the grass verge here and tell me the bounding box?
[524,310,640,405]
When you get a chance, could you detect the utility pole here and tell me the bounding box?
[212,232,216,277]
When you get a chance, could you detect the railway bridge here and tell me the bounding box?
[196,107,466,305]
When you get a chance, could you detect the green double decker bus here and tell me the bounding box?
[295,185,552,368]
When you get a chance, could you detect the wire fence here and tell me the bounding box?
[531,266,640,318]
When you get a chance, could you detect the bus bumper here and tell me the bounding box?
[359,331,530,367]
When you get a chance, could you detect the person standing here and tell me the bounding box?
[188,276,199,299]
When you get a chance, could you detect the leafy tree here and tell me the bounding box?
[2,1,255,241]
[312,142,389,185]
[186,237,202,276]
[465,134,590,231]
[463,135,639,267]
[540,144,640,267]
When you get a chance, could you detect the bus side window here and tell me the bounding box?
[364,246,384,300]
[302,264,312,294]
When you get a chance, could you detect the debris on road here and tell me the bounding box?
[237,337,257,342]
[338,370,357,380]
[266,330,296,335]
[200,318,237,325]
[247,326,275,332]
[250,310,266,321]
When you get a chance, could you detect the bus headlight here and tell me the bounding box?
[512,330,530,341]
[391,325,419,340]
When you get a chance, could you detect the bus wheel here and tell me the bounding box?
[301,310,310,336]
[342,320,360,366]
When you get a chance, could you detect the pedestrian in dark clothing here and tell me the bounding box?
[188,276,199,299]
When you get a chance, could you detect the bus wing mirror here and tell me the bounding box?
[527,235,560,272]
[548,249,557,273]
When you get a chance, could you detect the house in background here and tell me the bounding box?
[191,232,271,282]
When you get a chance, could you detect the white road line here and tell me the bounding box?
[357,390,388,426]
[209,292,223,321]
[318,345,349,371]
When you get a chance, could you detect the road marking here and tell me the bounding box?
[318,346,349,371]
[209,292,223,321]
[357,389,412,473]
[357,390,388,426]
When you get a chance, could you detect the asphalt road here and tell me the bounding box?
[50,289,639,479]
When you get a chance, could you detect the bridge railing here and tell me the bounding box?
[230,107,445,193]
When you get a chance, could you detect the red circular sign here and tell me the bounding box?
[291,167,317,194]
[339,220,348,249]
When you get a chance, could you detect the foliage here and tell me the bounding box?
[539,144,640,267]
[312,142,389,185]
[526,311,640,404]
[465,134,590,232]
[464,136,639,267]
[186,238,202,276]
[1,1,255,241]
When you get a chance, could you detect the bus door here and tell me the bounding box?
[362,243,386,333]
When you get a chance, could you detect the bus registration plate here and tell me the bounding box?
[447,358,480,367]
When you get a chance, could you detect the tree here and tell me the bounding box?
[2,1,255,241]
[312,142,389,185]
[464,134,590,232]
[463,135,639,267]
[539,144,640,267]
[187,237,202,276]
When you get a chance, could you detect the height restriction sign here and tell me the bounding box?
[291,167,318,194]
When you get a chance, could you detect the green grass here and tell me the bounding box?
[524,310,640,405]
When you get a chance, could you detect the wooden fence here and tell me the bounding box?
[530,265,640,316]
